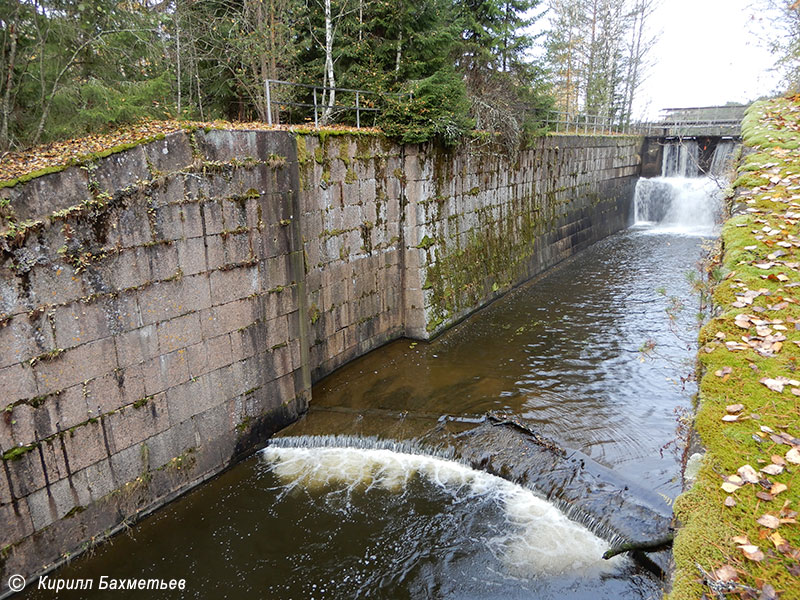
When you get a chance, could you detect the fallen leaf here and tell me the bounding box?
[772,454,786,466]
[722,481,742,493]
[722,415,739,422]
[732,535,750,545]
[769,531,788,549]
[786,447,800,464]
[727,403,745,413]
[771,482,788,496]
[761,464,785,476]
[716,366,734,378]
[738,465,760,484]
[757,514,781,529]
[757,491,775,502]
[714,564,738,582]
[725,496,737,507]
[761,377,786,392]
[759,583,778,600]
[739,544,765,561]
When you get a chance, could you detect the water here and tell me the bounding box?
[661,140,699,177]
[633,177,723,235]
[17,173,720,600]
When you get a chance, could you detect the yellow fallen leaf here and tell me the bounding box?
[769,531,787,548]
[732,535,750,545]
[771,482,788,496]
[722,481,742,493]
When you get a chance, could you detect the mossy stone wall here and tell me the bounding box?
[401,136,640,337]
[0,129,640,594]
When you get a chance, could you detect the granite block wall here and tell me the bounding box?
[0,129,640,594]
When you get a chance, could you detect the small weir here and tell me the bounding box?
[18,149,731,599]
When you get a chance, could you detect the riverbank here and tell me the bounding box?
[671,96,800,599]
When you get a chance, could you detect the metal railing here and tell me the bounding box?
[264,79,409,128]
[542,110,743,138]
[543,111,650,135]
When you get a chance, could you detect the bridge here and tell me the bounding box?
[640,104,746,176]
[646,105,747,138]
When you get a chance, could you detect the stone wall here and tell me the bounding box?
[296,135,406,381]
[0,129,640,594]
[401,137,640,337]
[0,130,311,592]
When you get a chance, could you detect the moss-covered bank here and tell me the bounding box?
[671,96,800,599]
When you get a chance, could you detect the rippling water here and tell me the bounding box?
[307,225,707,498]
[18,212,709,600]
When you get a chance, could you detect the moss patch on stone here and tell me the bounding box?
[669,95,800,600]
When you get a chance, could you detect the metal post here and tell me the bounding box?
[593,114,597,135]
[356,91,360,128]
[313,87,319,128]
[265,80,272,125]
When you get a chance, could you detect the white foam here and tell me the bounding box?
[260,446,618,577]
[634,176,722,237]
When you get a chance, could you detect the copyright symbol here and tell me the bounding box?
[8,574,25,592]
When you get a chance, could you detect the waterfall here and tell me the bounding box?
[661,140,699,177]
[709,140,736,176]
[634,177,722,236]
[260,441,619,577]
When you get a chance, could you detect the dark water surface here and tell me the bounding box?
[19,223,707,600]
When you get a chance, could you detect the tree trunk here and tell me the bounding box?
[1,1,20,150]
[323,0,335,123]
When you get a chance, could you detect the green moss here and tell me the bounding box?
[0,133,171,189]
[309,302,321,324]
[669,94,800,600]
[64,505,86,519]
[416,235,436,250]
[338,139,351,166]
[28,347,64,367]
[296,136,310,165]
[2,443,37,461]
[267,154,286,169]
[344,168,358,184]
[235,416,253,433]
[132,395,153,409]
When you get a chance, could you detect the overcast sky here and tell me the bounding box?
[634,0,783,118]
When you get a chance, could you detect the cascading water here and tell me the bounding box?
[661,139,699,177]
[636,139,733,235]
[260,443,618,578]
[633,177,722,235]
[709,140,736,176]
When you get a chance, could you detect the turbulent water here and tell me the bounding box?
[633,177,723,235]
[18,161,725,600]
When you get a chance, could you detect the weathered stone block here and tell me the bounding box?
[176,237,207,276]
[93,146,150,195]
[33,337,116,396]
[141,350,190,397]
[157,312,202,354]
[0,498,35,547]
[61,419,107,472]
[137,274,211,326]
[107,393,169,452]
[143,132,193,175]
[53,301,112,350]
[209,265,259,306]
[181,201,204,238]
